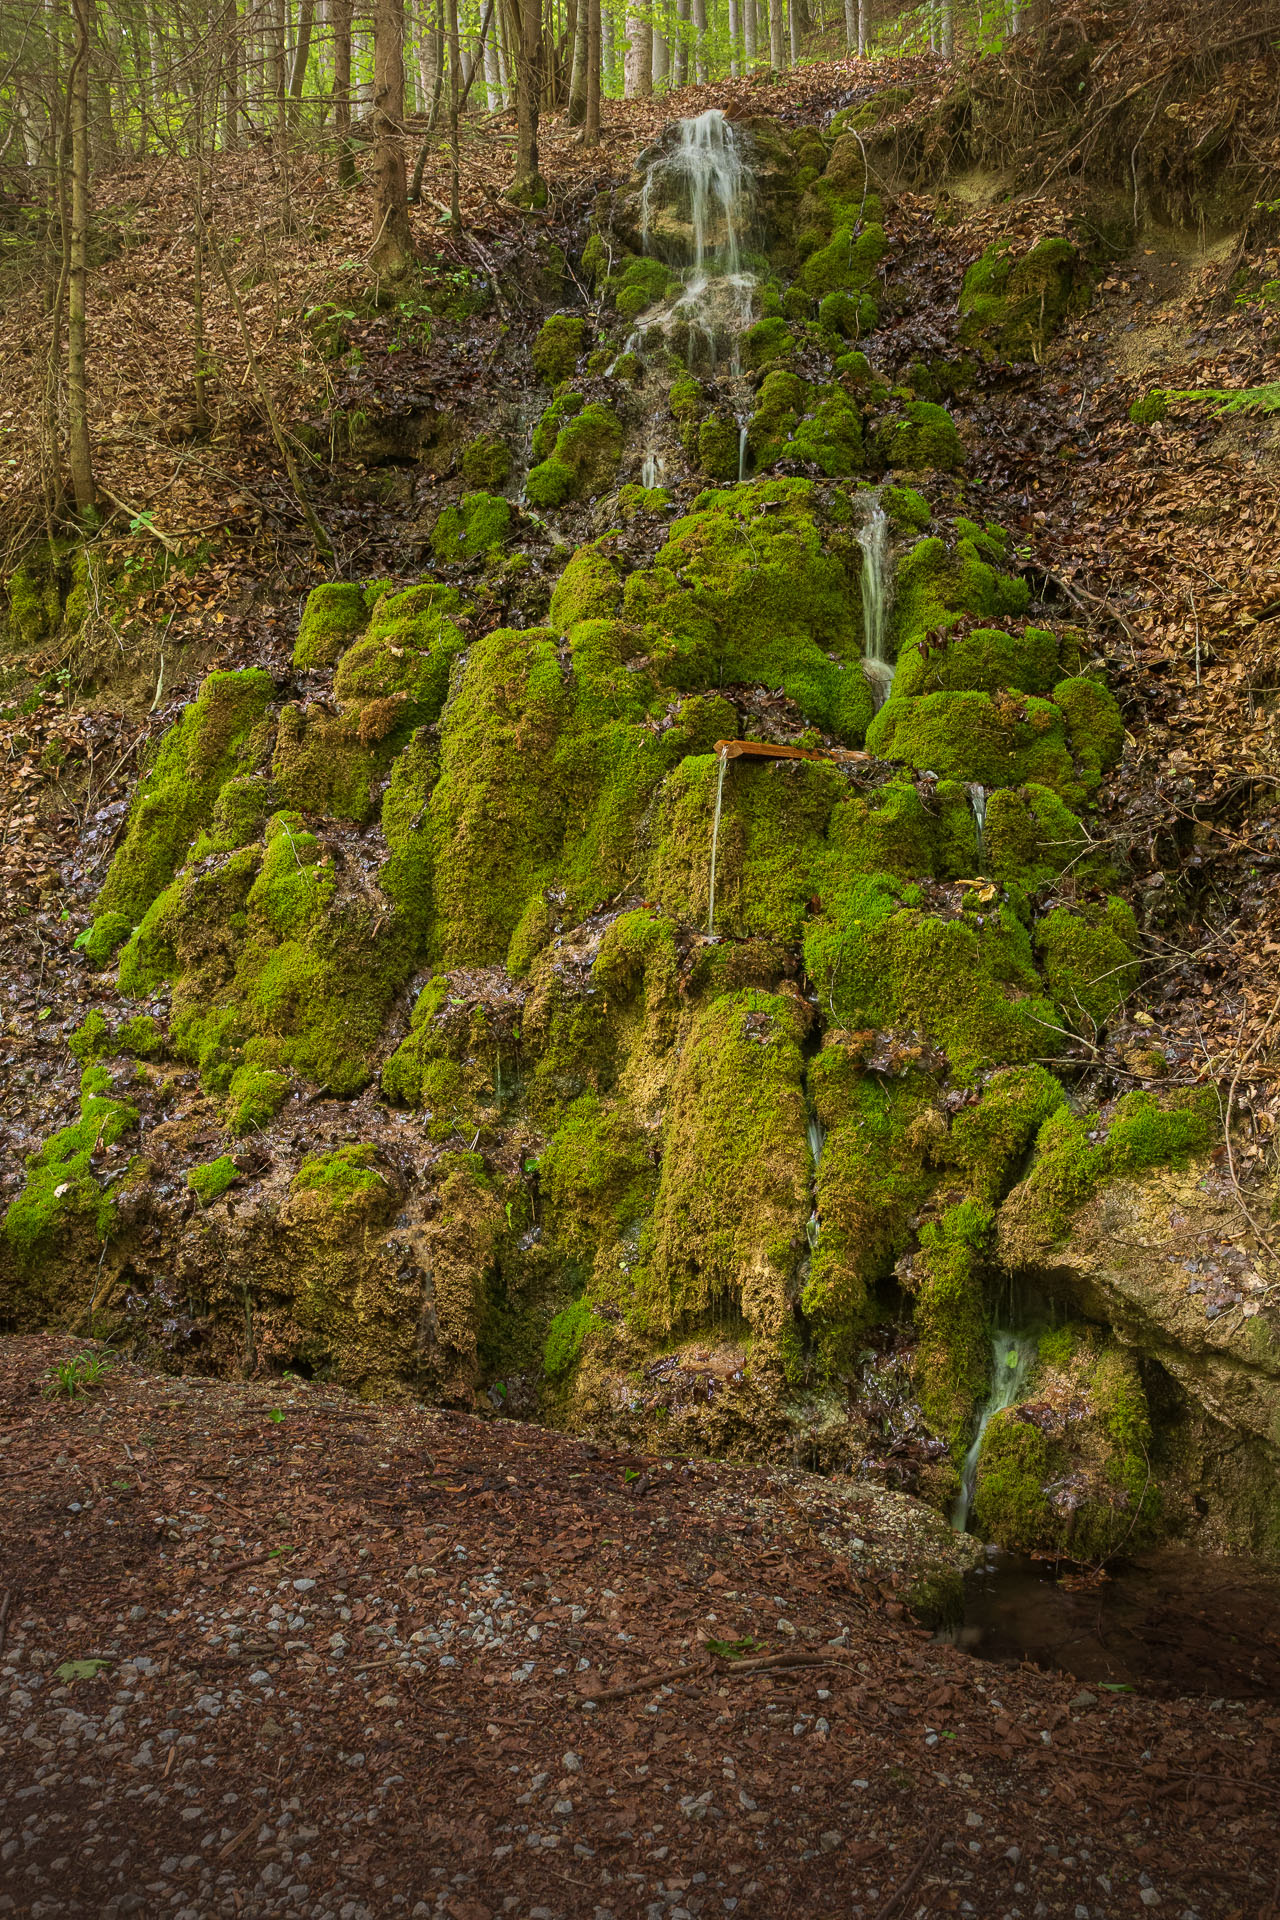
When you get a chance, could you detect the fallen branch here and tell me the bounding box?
[872,1832,937,1920]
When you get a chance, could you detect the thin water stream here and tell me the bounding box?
[706,747,729,935]
[857,492,895,708]
[950,1329,1038,1534]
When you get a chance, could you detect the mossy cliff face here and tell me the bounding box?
[5,105,1275,1564]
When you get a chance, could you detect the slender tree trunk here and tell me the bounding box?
[601,0,614,92]
[447,0,461,219]
[692,0,706,80]
[624,7,650,95]
[940,0,953,54]
[288,0,315,116]
[727,0,739,73]
[567,0,588,123]
[508,0,544,201]
[267,0,286,132]
[789,0,802,64]
[224,11,242,148]
[370,0,414,269]
[743,0,756,67]
[1008,2,1022,33]
[767,0,784,66]
[584,0,600,140]
[651,5,667,89]
[672,0,689,84]
[68,0,96,515]
[333,0,357,182]
[483,11,503,106]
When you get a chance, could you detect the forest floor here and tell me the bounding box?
[2,1335,1279,1920]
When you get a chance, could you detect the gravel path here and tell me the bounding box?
[1,1336,1275,1919]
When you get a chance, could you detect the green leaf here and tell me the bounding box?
[55,1658,110,1682]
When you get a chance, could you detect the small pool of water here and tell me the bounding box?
[939,1547,1280,1699]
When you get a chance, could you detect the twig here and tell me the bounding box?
[582,1661,706,1705]
[0,1587,14,1661]
[873,1832,937,1920]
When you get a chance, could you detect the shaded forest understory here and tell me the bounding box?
[3,0,1280,1664]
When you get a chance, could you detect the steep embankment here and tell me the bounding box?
[2,51,1278,1572]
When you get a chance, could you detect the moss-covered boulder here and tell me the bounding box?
[532,314,588,384]
[526,404,624,508]
[431,491,513,564]
[959,235,1089,362]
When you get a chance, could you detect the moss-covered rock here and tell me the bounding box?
[431,491,513,564]
[532,315,588,384]
[959,235,1089,362]
[798,223,886,302]
[188,1156,238,1205]
[460,434,513,488]
[526,404,624,508]
[81,669,275,966]
[876,400,965,473]
[3,1077,138,1276]
[293,582,384,670]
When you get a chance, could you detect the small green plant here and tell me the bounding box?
[268,1408,285,1425]
[44,1351,114,1399]
[55,1658,110,1682]
[705,1636,763,1660]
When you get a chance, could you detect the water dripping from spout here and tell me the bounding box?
[706,747,729,936]
[951,1329,1038,1534]
[737,425,749,483]
[857,491,895,709]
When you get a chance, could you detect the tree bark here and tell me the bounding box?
[584,0,600,141]
[789,0,803,65]
[940,0,953,55]
[567,0,588,124]
[743,0,756,67]
[333,0,357,183]
[624,7,650,95]
[727,0,739,73]
[768,0,784,67]
[672,0,689,85]
[370,0,414,270]
[447,0,460,222]
[692,0,706,80]
[651,6,668,89]
[268,0,286,133]
[508,0,544,202]
[67,0,96,514]
[288,0,316,118]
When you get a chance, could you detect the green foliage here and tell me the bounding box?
[187,1155,238,1205]
[44,1351,114,1399]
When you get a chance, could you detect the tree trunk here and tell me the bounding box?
[768,0,784,66]
[370,0,414,270]
[651,5,667,89]
[68,0,96,514]
[672,0,689,85]
[333,0,357,183]
[289,0,316,117]
[940,0,953,54]
[483,9,504,106]
[567,0,588,124]
[224,17,242,148]
[743,0,756,66]
[584,0,600,141]
[789,0,803,65]
[1008,3,1022,33]
[692,0,706,80]
[508,0,544,202]
[727,0,739,73]
[268,0,287,133]
[447,0,460,221]
[624,8,650,95]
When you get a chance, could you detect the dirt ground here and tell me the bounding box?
[1,1336,1277,1920]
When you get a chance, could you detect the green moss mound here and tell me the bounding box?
[532,315,588,384]
[431,492,513,564]
[526,404,623,508]
[187,1156,238,1205]
[460,434,513,488]
[4,1082,138,1272]
[959,235,1088,362]
[876,400,964,473]
[294,583,385,670]
[81,669,275,965]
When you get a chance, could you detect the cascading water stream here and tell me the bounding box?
[967,782,988,872]
[706,747,729,935]
[805,1115,825,1251]
[857,492,896,709]
[950,1330,1038,1534]
[631,110,758,377]
[640,451,667,489]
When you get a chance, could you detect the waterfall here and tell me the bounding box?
[631,110,758,373]
[805,1115,825,1251]
[640,108,748,274]
[950,1329,1038,1534]
[640,450,667,489]
[967,782,987,872]
[857,492,895,709]
[706,747,729,936]
[737,424,748,483]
